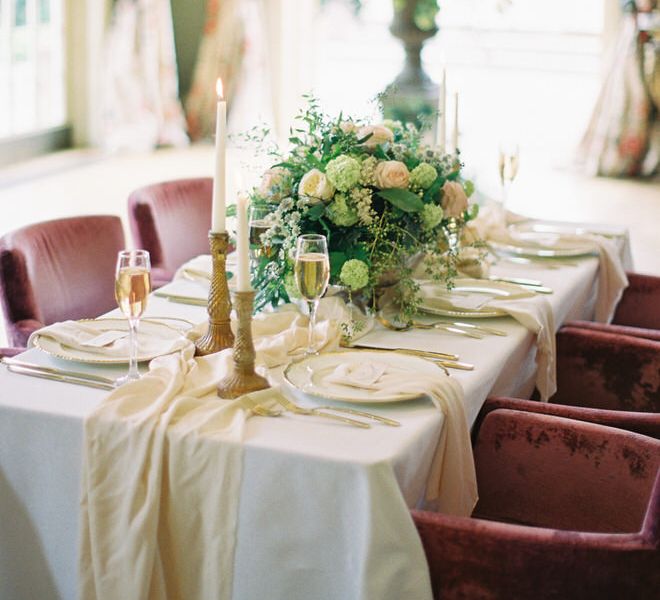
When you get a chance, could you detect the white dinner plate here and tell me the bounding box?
[33,318,188,364]
[284,350,441,403]
[509,219,624,240]
[489,223,599,258]
[418,278,535,318]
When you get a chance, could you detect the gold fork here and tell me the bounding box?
[274,394,371,428]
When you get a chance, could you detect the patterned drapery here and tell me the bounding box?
[102,0,189,152]
[579,2,659,177]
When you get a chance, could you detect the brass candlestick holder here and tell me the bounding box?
[216,289,270,399]
[195,231,235,356]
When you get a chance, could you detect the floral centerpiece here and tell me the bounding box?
[248,97,480,321]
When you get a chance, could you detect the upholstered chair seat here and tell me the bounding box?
[413,405,660,600]
[128,178,213,288]
[0,216,125,347]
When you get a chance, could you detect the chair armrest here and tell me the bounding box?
[613,272,660,329]
[565,319,660,342]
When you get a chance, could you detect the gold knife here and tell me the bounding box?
[3,362,115,390]
[2,358,116,385]
[345,344,459,362]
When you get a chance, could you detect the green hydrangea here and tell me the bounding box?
[421,204,444,230]
[325,155,361,192]
[410,163,437,189]
[326,194,359,227]
[340,259,370,291]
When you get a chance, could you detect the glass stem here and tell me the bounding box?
[307,299,318,353]
[127,318,139,379]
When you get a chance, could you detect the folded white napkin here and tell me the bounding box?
[29,319,186,358]
[469,206,628,323]
[323,360,477,516]
[174,253,237,282]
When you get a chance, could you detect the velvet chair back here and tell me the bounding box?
[612,272,660,330]
[128,178,213,287]
[413,406,660,600]
[555,325,659,413]
[0,216,125,347]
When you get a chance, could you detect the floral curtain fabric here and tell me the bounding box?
[102,0,189,152]
[579,1,659,177]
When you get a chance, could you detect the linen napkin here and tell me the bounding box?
[29,319,187,358]
[79,336,288,600]
[469,205,628,323]
[323,361,477,516]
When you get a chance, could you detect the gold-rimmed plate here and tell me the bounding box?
[418,278,535,318]
[32,318,188,364]
[489,223,600,258]
[284,350,440,403]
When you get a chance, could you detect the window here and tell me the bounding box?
[0,0,67,160]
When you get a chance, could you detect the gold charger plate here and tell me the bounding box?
[32,318,188,364]
[284,350,440,403]
[418,278,535,318]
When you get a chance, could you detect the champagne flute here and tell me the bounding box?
[114,249,151,385]
[248,204,273,272]
[294,234,330,356]
[498,142,520,209]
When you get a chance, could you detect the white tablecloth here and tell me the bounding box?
[0,252,608,600]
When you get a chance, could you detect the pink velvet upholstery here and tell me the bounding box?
[413,407,660,600]
[0,347,21,358]
[0,216,125,347]
[480,395,660,440]
[128,178,213,288]
[612,272,660,330]
[554,325,659,414]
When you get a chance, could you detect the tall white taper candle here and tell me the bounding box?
[436,69,446,151]
[236,193,251,291]
[211,78,227,233]
[452,92,459,152]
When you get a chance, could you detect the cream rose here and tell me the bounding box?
[374,160,410,189]
[358,124,394,150]
[339,120,359,134]
[298,168,335,203]
[258,167,290,201]
[441,181,469,218]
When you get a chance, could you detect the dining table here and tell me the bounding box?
[0,223,632,600]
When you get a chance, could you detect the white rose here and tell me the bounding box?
[258,167,290,201]
[298,168,335,203]
[441,181,469,218]
[374,160,410,189]
[358,124,394,150]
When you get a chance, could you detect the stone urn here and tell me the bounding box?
[382,0,440,129]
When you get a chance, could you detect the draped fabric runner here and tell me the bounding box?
[79,298,476,599]
[469,206,628,323]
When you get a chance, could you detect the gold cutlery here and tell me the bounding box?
[153,292,207,306]
[274,394,371,428]
[313,405,400,427]
[430,320,507,337]
[377,314,482,339]
[439,360,474,371]
[345,343,459,362]
[2,358,116,390]
[488,275,544,287]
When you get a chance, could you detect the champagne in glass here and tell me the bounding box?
[248,204,273,275]
[498,142,519,209]
[294,234,330,355]
[114,249,151,385]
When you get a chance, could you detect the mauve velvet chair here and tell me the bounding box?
[0,216,125,347]
[552,325,660,417]
[413,406,660,600]
[128,177,213,288]
[0,347,21,358]
[566,272,660,337]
